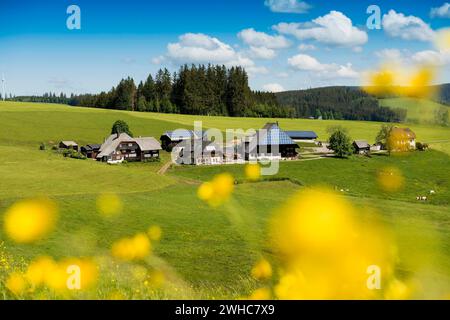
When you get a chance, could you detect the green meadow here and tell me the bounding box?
[0,101,449,298]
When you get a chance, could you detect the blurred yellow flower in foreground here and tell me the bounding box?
[384,278,413,300]
[248,287,271,300]
[364,67,396,96]
[363,64,436,99]
[111,233,151,261]
[404,67,436,98]
[60,258,99,290]
[96,193,123,217]
[6,272,27,296]
[26,256,98,291]
[377,167,404,192]
[147,225,162,241]
[270,187,396,299]
[197,173,234,207]
[245,163,261,181]
[4,198,57,243]
[251,259,272,280]
[26,256,57,287]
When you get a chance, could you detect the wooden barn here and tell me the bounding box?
[353,140,370,154]
[96,133,161,163]
[80,144,101,159]
[59,141,78,151]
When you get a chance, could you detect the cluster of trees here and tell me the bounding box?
[67,65,294,118]
[276,87,407,122]
[11,92,71,104]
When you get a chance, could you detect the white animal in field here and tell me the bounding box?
[430,190,435,194]
[416,196,427,201]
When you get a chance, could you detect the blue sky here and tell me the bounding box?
[0,0,449,95]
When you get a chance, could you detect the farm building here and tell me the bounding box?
[244,123,298,161]
[160,130,206,151]
[390,127,417,150]
[173,140,224,165]
[97,133,161,163]
[80,144,101,159]
[286,131,318,143]
[353,140,370,154]
[59,141,78,151]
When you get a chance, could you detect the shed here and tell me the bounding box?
[59,141,78,151]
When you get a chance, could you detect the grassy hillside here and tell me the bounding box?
[379,97,450,125]
[0,101,449,299]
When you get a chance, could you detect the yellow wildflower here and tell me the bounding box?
[6,272,27,296]
[197,173,234,207]
[4,198,57,243]
[111,233,151,261]
[251,259,272,280]
[248,287,271,300]
[245,163,261,181]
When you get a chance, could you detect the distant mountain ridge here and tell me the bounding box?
[275,84,450,123]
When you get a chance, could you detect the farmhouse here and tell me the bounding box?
[80,144,101,159]
[59,140,78,151]
[391,127,416,150]
[160,130,206,151]
[353,140,370,154]
[286,131,318,144]
[244,123,298,161]
[96,133,161,163]
[173,139,224,165]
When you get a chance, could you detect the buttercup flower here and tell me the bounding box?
[251,259,272,280]
[111,233,151,261]
[6,272,27,296]
[3,198,57,243]
[245,163,261,181]
[197,173,234,207]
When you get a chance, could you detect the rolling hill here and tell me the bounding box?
[0,101,449,299]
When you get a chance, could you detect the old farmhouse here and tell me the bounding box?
[391,127,417,150]
[244,123,298,161]
[97,133,161,163]
[160,130,206,151]
[353,140,370,154]
[80,144,101,159]
[286,131,318,144]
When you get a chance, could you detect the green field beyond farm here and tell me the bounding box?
[0,101,449,299]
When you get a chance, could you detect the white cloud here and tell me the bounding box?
[287,53,359,78]
[382,10,436,42]
[249,46,276,59]
[298,43,316,51]
[167,33,236,63]
[238,28,291,49]
[375,48,403,61]
[273,11,368,47]
[288,54,327,71]
[411,49,450,66]
[352,46,363,53]
[238,28,290,60]
[262,83,285,92]
[264,0,310,14]
[430,3,450,18]
[164,33,266,75]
